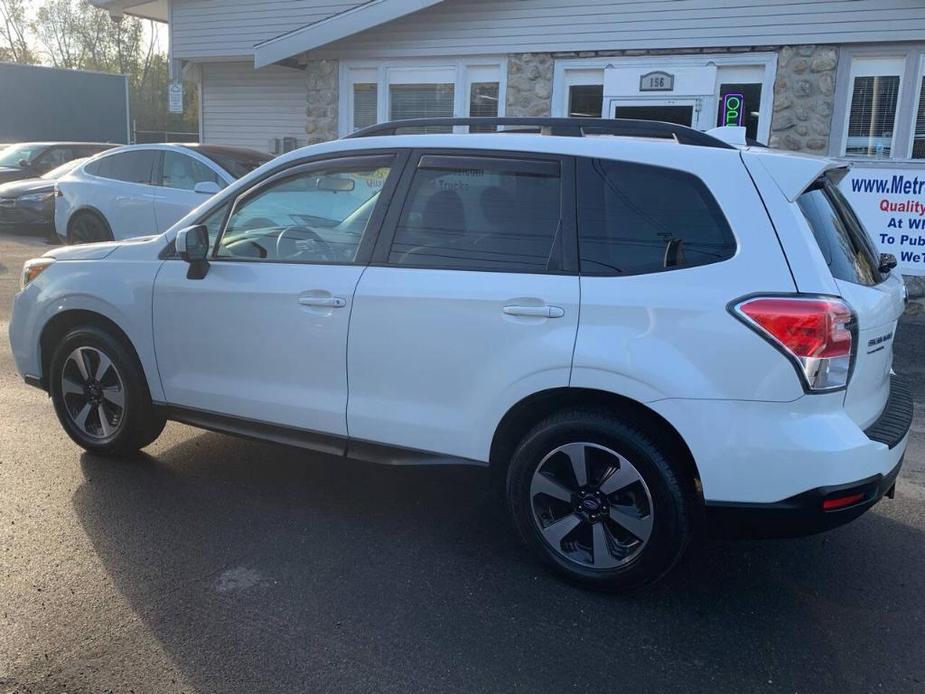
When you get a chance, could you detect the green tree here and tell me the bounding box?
[0,0,35,63]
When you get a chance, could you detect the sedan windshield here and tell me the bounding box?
[0,144,43,168]
[41,157,87,180]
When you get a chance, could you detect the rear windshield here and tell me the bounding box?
[192,148,272,180]
[797,173,881,286]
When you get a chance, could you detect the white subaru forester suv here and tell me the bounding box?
[9,118,912,591]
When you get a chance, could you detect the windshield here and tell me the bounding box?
[193,149,273,180]
[41,157,87,180]
[0,144,43,168]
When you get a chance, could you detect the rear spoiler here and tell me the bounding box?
[742,149,849,202]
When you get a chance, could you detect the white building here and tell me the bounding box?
[93,0,925,279]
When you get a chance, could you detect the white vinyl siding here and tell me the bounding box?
[200,62,307,153]
[316,0,925,59]
[171,0,365,59]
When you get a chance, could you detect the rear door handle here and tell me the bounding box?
[298,296,347,308]
[502,305,565,318]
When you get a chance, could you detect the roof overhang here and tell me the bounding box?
[88,0,167,23]
[254,0,445,69]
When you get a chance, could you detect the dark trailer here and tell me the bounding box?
[0,63,129,144]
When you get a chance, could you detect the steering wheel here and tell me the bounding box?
[276,225,335,261]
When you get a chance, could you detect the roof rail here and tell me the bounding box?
[343,117,735,149]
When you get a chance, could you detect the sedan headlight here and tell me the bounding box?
[21,258,55,289]
[18,191,55,204]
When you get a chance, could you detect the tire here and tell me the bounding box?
[67,211,113,245]
[49,325,166,456]
[506,409,694,592]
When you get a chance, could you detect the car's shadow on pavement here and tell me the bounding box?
[72,429,925,694]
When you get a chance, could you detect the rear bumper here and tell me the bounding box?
[650,375,912,518]
[705,455,904,538]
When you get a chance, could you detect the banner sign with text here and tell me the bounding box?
[840,167,925,276]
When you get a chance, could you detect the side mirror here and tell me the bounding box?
[879,253,898,274]
[18,158,30,169]
[193,181,221,195]
[175,224,210,279]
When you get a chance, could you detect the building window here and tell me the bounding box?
[913,66,925,159]
[469,81,500,132]
[341,60,505,136]
[569,85,603,118]
[843,57,904,159]
[389,83,455,131]
[832,49,925,160]
[352,83,377,130]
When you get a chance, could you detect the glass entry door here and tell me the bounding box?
[609,98,705,129]
[613,104,695,126]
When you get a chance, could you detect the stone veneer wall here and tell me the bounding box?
[305,59,339,145]
[768,45,838,153]
[506,53,555,117]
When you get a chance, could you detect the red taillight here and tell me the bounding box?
[822,492,865,510]
[733,296,855,392]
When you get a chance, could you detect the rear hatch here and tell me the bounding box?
[795,171,905,429]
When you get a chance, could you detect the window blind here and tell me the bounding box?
[352,83,378,131]
[913,77,925,159]
[846,75,901,157]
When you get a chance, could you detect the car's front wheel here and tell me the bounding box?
[507,409,694,591]
[49,325,165,455]
[67,211,112,244]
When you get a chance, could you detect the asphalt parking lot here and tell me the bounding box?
[1,230,924,694]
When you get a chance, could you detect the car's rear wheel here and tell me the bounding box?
[506,409,694,591]
[67,211,112,244]
[49,325,165,456]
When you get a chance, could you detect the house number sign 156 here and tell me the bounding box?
[639,71,675,92]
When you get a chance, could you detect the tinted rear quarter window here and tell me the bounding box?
[87,151,157,184]
[797,176,880,286]
[577,158,736,275]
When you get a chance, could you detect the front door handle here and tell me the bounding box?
[298,296,347,308]
[503,305,565,318]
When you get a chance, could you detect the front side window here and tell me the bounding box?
[160,151,223,191]
[216,158,392,263]
[35,147,77,171]
[88,151,157,184]
[576,158,736,276]
[844,57,904,158]
[797,175,880,286]
[388,155,563,273]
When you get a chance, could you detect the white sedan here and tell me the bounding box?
[54,143,272,243]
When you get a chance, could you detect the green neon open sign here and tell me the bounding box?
[723,93,745,127]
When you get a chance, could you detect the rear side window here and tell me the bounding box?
[388,155,563,273]
[577,158,736,275]
[797,175,880,286]
[87,151,156,185]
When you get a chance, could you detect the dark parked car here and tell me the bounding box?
[0,142,113,184]
[0,158,87,237]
